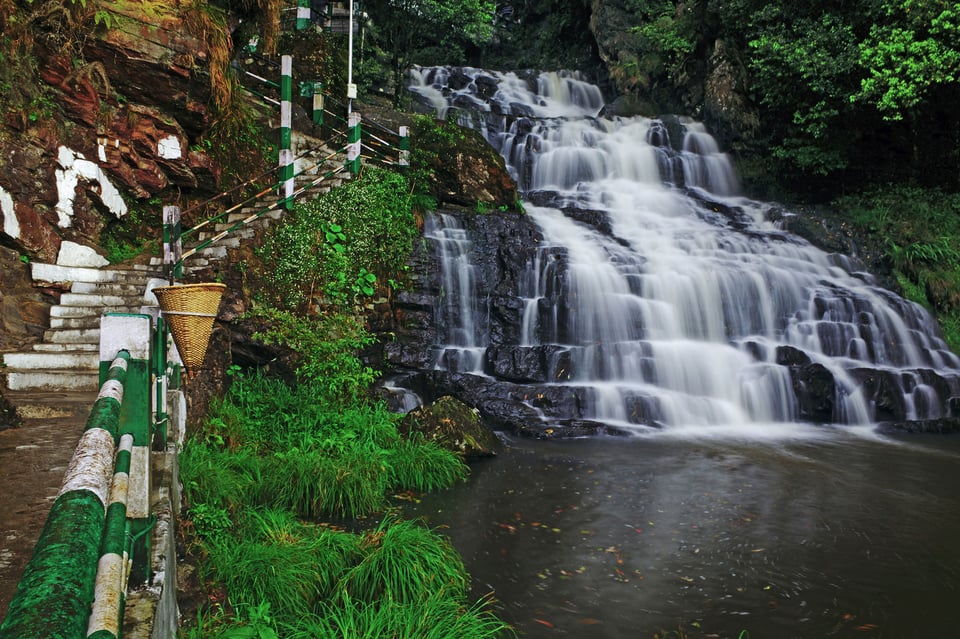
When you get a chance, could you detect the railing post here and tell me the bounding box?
[399,125,410,168]
[153,315,169,448]
[100,314,153,585]
[280,55,294,210]
[313,81,325,126]
[86,433,133,639]
[162,205,182,284]
[347,111,361,175]
[296,0,311,29]
[0,352,129,639]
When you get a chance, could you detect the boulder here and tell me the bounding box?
[399,395,501,459]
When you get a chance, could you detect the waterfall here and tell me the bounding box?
[407,66,960,431]
[425,214,487,374]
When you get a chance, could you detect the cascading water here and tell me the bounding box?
[405,66,960,432]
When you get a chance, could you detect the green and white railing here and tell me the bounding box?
[0,313,171,639]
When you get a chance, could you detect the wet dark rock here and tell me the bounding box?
[789,363,836,423]
[0,391,20,431]
[876,418,960,435]
[399,395,500,459]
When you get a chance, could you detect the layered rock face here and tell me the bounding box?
[0,0,223,263]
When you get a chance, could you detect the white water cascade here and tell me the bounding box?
[407,66,960,431]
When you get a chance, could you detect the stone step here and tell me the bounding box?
[3,351,99,370]
[190,236,241,249]
[31,263,164,285]
[231,209,282,223]
[196,246,228,259]
[70,281,145,295]
[216,219,271,233]
[200,228,256,241]
[5,369,100,392]
[43,328,100,344]
[51,305,143,318]
[32,343,99,352]
[59,293,142,307]
[50,315,101,330]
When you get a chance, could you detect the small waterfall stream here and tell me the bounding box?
[404,66,960,432]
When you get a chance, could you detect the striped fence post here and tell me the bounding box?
[0,353,130,639]
[162,205,182,283]
[99,314,153,585]
[312,81,324,126]
[279,55,294,210]
[346,111,361,175]
[296,0,311,29]
[152,315,169,448]
[86,433,134,639]
[398,125,410,168]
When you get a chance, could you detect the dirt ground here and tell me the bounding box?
[0,392,94,620]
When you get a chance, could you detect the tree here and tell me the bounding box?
[364,0,496,103]
[854,0,960,121]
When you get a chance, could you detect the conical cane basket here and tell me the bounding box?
[153,283,226,373]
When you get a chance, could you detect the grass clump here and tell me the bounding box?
[179,362,494,638]
[834,184,960,353]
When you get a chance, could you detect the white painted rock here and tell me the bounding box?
[57,241,110,268]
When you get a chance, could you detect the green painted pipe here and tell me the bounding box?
[0,352,129,639]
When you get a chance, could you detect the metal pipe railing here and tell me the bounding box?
[0,352,131,639]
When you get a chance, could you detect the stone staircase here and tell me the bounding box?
[2,156,348,403]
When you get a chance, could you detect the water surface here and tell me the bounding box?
[407,428,960,638]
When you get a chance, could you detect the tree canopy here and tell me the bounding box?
[363,0,496,103]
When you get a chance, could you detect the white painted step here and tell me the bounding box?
[51,305,142,318]
[3,351,98,370]
[32,343,99,352]
[50,316,101,330]
[71,281,145,295]
[6,369,99,392]
[32,263,118,284]
[43,328,100,344]
[230,209,282,223]
[59,293,140,307]
[197,246,228,259]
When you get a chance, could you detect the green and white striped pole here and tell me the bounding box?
[280,55,294,210]
[162,205,182,284]
[296,0,311,29]
[346,111,361,175]
[86,433,134,639]
[99,314,153,586]
[0,353,129,639]
[399,125,410,168]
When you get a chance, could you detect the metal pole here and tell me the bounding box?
[347,0,354,114]
[280,55,294,209]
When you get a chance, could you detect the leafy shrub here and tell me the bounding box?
[259,167,415,309]
[340,517,469,604]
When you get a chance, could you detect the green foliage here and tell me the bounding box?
[631,2,696,79]
[99,198,160,263]
[341,517,468,604]
[408,114,465,200]
[254,309,377,406]
[179,357,492,638]
[260,446,390,519]
[854,0,960,120]
[385,434,469,493]
[259,167,415,310]
[833,184,960,352]
[363,0,497,102]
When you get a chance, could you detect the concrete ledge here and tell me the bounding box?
[122,443,180,639]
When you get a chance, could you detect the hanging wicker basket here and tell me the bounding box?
[153,283,226,373]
